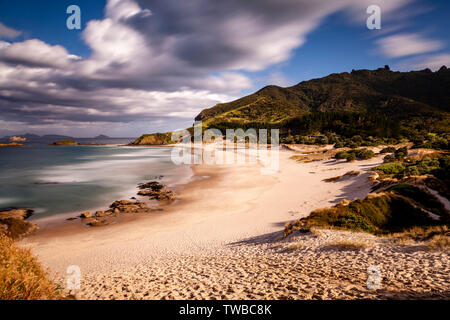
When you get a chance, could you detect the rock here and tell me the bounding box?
[0,208,39,239]
[138,181,165,191]
[51,139,79,146]
[80,211,92,218]
[66,217,78,221]
[9,136,27,142]
[137,181,175,200]
[94,210,114,218]
[87,219,109,227]
[109,200,147,213]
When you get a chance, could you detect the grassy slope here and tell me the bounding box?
[284,185,449,238]
[195,67,450,131]
[0,234,61,300]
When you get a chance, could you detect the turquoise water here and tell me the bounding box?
[0,140,190,222]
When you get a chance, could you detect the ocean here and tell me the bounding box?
[0,138,192,224]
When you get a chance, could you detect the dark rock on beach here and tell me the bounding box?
[137,181,175,201]
[0,208,39,239]
[109,200,148,213]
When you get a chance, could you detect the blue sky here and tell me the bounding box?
[0,0,449,137]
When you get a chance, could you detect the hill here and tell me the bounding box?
[195,66,450,141]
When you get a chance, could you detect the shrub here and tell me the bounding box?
[380,146,396,154]
[355,149,375,160]
[394,146,408,160]
[346,153,356,162]
[284,189,442,237]
[404,166,420,176]
[374,162,405,175]
[383,154,396,163]
[335,151,348,159]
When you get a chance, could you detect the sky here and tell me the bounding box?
[0,0,449,137]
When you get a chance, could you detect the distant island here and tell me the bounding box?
[94,135,110,139]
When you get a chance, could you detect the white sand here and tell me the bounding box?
[21,147,450,299]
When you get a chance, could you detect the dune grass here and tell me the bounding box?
[284,186,449,239]
[0,233,62,300]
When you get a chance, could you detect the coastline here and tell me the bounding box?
[20,146,450,299]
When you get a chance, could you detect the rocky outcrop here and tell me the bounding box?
[52,139,79,146]
[130,132,178,145]
[76,200,149,227]
[0,208,39,239]
[9,136,27,142]
[137,181,175,200]
[0,142,29,147]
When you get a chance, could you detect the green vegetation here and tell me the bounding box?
[374,162,406,175]
[334,148,375,161]
[0,233,62,300]
[131,132,177,145]
[380,146,396,153]
[411,133,449,150]
[195,67,450,146]
[52,139,78,146]
[376,153,449,179]
[284,186,449,238]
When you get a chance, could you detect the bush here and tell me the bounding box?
[355,149,375,160]
[394,147,408,160]
[383,154,396,163]
[404,166,420,176]
[380,146,396,154]
[284,190,440,236]
[346,153,356,162]
[374,162,405,175]
[335,151,348,159]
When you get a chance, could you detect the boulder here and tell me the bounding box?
[137,181,175,201]
[80,211,92,218]
[109,200,147,213]
[138,181,165,191]
[0,208,39,239]
[87,219,109,227]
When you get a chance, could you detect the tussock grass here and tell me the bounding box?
[388,225,449,249]
[0,234,61,300]
[284,186,449,240]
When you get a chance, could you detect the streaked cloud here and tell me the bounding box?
[377,33,444,58]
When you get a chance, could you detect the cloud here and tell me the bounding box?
[377,33,444,58]
[0,0,414,136]
[397,53,450,71]
[0,39,79,69]
[0,22,22,39]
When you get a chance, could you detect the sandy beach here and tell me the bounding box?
[21,146,450,299]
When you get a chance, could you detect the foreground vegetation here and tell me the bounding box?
[284,185,449,246]
[0,234,61,300]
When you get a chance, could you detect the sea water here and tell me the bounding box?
[0,139,191,223]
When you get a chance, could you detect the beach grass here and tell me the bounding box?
[0,233,62,300]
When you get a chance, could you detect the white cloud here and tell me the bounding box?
[377,33,444,58]
[0,39,77,69]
